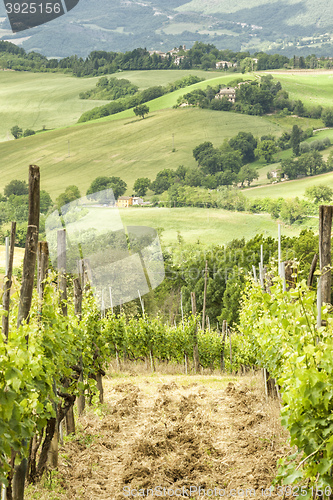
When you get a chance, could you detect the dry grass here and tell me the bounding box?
[25,368,291,500]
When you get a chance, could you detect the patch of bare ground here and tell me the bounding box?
[25,373,291,500]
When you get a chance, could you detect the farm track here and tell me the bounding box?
[27,374,290,499]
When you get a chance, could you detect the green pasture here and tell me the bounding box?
[244,170,333,199]
[109,69,223,88]
[0,69,228,143]
[0,107,282,199]
[86,73,256,125]
[0,71,111,142]
[265,114,323,130]
[118,207,301,246]
[263,70,333,109]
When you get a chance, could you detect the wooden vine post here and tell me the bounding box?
[319,205,333,305]
[191,292,200,373]
[74,278,85,416]
[2,222,16,341]
[202,260,208,331]
[57,229,75,435]
[220,320,227,372]
[12,166,40,500]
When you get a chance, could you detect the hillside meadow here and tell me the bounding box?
[0,69,238,143]
[263,69,333,108]
[84,206,301,247]
[0,107,282,198]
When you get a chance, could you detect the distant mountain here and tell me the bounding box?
[0,0,332,58]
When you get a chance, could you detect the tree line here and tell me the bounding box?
[0,39,330,76]
[78,74,203,122]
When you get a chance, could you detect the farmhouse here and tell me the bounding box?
[215,87,236,103]
[132,196,144,206]
[117,196,133,208]
[216,60,234,69]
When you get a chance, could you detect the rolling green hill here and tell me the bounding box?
[0,106,282,198]
[1,68,331,203]
[244,170,333,200]
[265,70,333,108]
[117,207,301,246]
[0,69,221,143]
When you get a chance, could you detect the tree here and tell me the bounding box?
[86,176,127,200]
[237,165,259,187]
[151,169,175,194]
[255,140,277,163]
[40,190,53,213]
[184,168,203,187]
[193,142,214,163]
[322,108,333,127]
[4,179,28,197]
[56,185,81,210]
[280,198,305,225]
[134,104,149,119]
[133,177,151,197]
[10,125,23,139]
[290,125,301,156]
[106,177,127,199]
[23,129,36,137]
[305,185,333,204]
[229,132,257,163]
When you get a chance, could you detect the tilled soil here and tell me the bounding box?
[26,374,291,499]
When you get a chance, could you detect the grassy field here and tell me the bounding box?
[0,72,111,142]
[263,70,333,109]
[0,69,231,143]
[244,170,333,199]
[0,106,282,199]
[118,206,300,246]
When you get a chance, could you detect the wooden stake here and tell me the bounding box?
[220,320,227,372]
[319,205,333,304]
[191,291,200,373]
[13,166,40,500]
[228,324,232,373]
[317,277,322,329]
[17,225,38,332]
[307,254,318,288]
[57,230,67,316]
[37,242,49,308]
[74,278,85,416]
[180,290,184,331]
[5,236,9,275]
[27,165,40,229]
[202,260,208,331]
[278,224,282,276]
[2,222,16,341]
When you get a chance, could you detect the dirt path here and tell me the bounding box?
[26,374,290,499]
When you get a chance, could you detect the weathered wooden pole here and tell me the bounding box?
[228,324,232,373]
[74,278,85,416]
[202,260,208,331]
[13,166,40,500]
[278,224,282,276]
[2,222,16,341]
[37,242,49,308]
[319,205,333,305]
[220,320,227,372]
[57,230,67,317]
[307,254,318,288]
[16,226,38,333]
[191,291,200,373]
[57,230,75,435]
[27,165,40,230]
